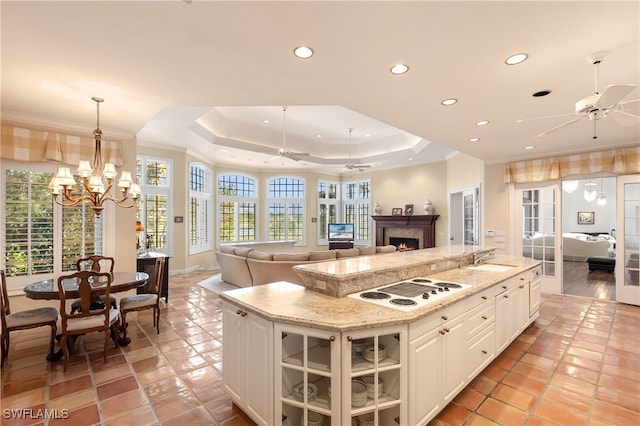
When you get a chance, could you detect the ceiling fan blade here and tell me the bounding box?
[595,84,637,108]
[282,152,302,161]
[535,118,582,137]
[516,112,576,123]
[610,109,640,126]
[618,98,639,106]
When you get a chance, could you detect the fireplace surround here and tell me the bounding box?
[372,215,439,249]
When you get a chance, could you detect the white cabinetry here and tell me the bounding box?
[495,272,530,353]
[408,302,466,426]
[275,324,340,426]
[342,325,407,426]
[529,266,542,317]
[465,288,496,381]
[222,301,273,426]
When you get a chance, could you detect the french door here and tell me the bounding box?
[514,183,562,294]
[616,174,640,306]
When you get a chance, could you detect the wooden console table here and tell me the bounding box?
[136,252,170,302]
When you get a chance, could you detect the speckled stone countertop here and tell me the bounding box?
[219,250,539,332]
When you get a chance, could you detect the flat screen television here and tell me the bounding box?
[328,223,355,242]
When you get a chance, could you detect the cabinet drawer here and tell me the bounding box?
[409,301,466,341]
[466,287,497,310]
[467,326,495,380]
[466,300,495,339]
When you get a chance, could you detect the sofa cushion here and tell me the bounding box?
[219,245,235,254]
[308,250,337,261]
[358,246,376,256]
[234,247,254,257]
[247,250,273,261]
[376,245,397,253]
[273,253,309,261]
[336,248,360,258]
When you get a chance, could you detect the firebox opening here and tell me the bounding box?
[389,237,419,251]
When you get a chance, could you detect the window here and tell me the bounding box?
[343,178,371,244]
[137,157,172,253]
[2,163,102,291]
[267,176,305,242]
[189,164,212,254]
[217,174,257,243]
[318,180,339,244]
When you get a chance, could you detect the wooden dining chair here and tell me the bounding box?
[119,257,165,340]
[72,255,116,313]
[57,270,120,371]
[1,270,58,369]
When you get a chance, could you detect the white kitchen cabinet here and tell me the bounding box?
[342,325,407,426]
[495,272,530,353]
[408,302,466,426]
[275,324,340,426]
[529,266,542,317]
[222,301,273,426]
[465,291,496,381]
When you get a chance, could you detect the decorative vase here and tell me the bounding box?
[374,202,382,215]
[423,199,434,215]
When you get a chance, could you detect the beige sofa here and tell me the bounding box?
[216,245,397,287]
[522,233,612,261]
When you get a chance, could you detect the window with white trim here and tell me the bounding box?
[136,157,172,253]
[267,176,305,242]
[317,180,339,244]
[2,162,102,291]
[217,173,257,243]
[343,178,371,245]
[189,163,212,254]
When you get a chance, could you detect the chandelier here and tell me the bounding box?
[48,97,141,216]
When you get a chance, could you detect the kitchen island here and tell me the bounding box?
[220,246,540,426]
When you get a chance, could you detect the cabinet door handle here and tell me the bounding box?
[481,296,487,300]
[236,309,242,315]
[240,311,247,317]
[347,336,353,341]
[443,328,450,333]
[482,350,488,355]
[502,285,508,290]
[503,295,509,299]
[441,316,448,321]
[329,336,335,342]
[439,330,446,335]
[520,277,525,280]
[519,285,525,289]
[481,316,487,320]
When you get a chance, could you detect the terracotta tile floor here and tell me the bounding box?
[1,271,639,426]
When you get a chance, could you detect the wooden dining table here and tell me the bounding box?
[23,271,149,355]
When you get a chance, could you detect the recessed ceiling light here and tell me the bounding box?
[441,98,457,106]
[505,53,528,65]
[524,145,535,150]
[263,119,270,124]
[365,134,371,138]
[532,90,551,97]
[293,46,314,59]
[469,138,480,142]
[408,157,413,161]
[476,120,489,126]
[390,64,409,75]
[316,134,322,138]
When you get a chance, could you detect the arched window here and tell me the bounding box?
[267,176,305,243]
[217,173,257,243]
[189,163,212,253]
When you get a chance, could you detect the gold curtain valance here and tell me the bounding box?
[1,124,123,167]
[504,146,640,184]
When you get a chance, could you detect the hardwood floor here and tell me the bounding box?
[563,259,616,301]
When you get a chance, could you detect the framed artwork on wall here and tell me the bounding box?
[578,211,595,225]
[404,204,414,215]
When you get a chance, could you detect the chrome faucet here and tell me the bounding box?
[473,251,495,266]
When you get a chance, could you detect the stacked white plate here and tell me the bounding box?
[361,375,383,399]
[351,380,368,407]
[357,413,375,426]
[300,411,324,426]
[293,382,318,402]
[361,343,386,363]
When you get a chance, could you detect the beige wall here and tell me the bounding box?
[483,162,511,254]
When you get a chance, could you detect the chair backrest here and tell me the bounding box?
[76,256,115,274]
[0,270,9,331]
[149,257,166,295]
[58,270,113,330]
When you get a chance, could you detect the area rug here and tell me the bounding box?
[198,274,240,295]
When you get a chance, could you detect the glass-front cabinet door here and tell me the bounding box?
[617,175,640,306]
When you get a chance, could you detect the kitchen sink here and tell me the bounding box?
[467,264,516,273]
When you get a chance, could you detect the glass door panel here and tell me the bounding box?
[616,175,640,305]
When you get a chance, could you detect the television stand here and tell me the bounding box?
[329,241,354,250]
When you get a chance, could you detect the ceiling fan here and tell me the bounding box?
[269,106,310,162]
[517,53,639,139]
[344,128,371,171]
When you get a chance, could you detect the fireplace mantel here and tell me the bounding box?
[372,215,439,248]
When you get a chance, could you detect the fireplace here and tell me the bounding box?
[372,215,439,249]
[389,237,419,251]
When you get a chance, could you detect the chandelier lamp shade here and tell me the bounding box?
[48,97,141,216]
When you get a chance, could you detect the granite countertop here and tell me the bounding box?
[219,253,539,332]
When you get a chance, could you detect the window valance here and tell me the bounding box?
[504,146,640,184]
[1,124,123,167]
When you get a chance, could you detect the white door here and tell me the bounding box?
[616,174,640,306]
[515,184,562,294]
[449,185,480,246]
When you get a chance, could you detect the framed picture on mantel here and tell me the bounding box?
[404,204,414,215]
[392,208,403,216]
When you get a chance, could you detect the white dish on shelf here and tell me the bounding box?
[361,375,383,398]
[300,411,324,426]
[293,382,318,402]
[357,413,375,426]
[361,343,386,363]
[351,380,368,407]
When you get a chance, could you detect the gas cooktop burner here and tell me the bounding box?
[360,292,391,300]
[411,278,433,283]
[390,298,417,306]
[433,282,463,289]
